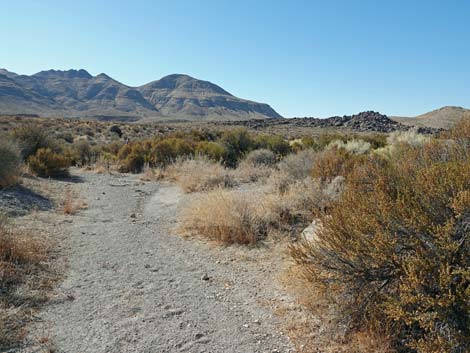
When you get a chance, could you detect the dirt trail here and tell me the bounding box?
[19,170,296,353]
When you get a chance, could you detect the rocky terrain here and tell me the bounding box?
[0,69,282,121]
[216,111,441,134]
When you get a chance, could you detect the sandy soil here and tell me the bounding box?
[15,170,299,353]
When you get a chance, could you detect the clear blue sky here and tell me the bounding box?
[1,0,469,117]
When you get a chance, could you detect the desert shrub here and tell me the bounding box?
[316,132,348,150]
[328,139,372,155]
[263,176,337,233]
[103,140,124,156]
[72,140,96,166]
[298,135,319,150]
[375,129,429,158]
[195,141,227,161]
[28,148,71,177]
[12,125,52,159]
[288,138,304,153]
[220,128,254,167]
[441,116,470,141]
[361,133,388,149]
[386,128,428,147]
[0,139,22,188]
[233,162,274,184]
[311,147,367,182]
[117,143,145,173]
[242,149,277,167]
[109,125,122,138]
[180,188,269,244]
[292,138,470,352]
[57,131,74,143]
[151,137,194,167]
[165,157,236,193]
[278,148,317,180]
[255,134,291,156]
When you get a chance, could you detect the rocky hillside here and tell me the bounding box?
[391,106,470,129]
[217,111,440,134]
[0,69,282,121]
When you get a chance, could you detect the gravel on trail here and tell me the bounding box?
[18,170,297,353]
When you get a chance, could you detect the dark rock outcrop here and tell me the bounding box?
[216,111,441,134]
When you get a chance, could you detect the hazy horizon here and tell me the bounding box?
[2,0,469,118]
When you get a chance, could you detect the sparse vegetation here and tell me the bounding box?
[28,148,71,177]
[3,113,465,352]
[242,149,277,167]
[12,124,52,159]
[0,138,22,188]
[0,214,50,347]
[165,157,236,193]
[292,120,470,353]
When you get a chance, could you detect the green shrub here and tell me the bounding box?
[316,132,348,150]
[292,136,470,353]
[220,128,254,167]
[255,134,291,156]
[117,143,145,173]
[195,141,227,161]
[151,138,194,167]
[0,139,22,188]
[72,140,95,166]
[109,125,122,138]
[361,133,387,149]
[28,148,71,177]
[12,125,52,159]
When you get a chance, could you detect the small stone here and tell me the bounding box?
[201,274,210,281]
[195,332,204,339]
[130,213,136,218]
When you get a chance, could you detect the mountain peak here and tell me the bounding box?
[143,74,232,96]
[0,69,18,78]
[33,69,92,80]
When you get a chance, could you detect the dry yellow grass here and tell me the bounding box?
[0,215,53,347]
[62,189,87,215]
[164,157,237,193]
[179,172,341,245]
[179,188,270,244]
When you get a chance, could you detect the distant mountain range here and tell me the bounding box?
[391,106,470,129]
[0,69,282,121]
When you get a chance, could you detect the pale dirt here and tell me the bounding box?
[15,169,301,353]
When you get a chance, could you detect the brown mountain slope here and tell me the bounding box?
[138,74,281,121]
[391,106,470,129]
[0,69,282,121]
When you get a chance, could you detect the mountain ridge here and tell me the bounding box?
[0,69,282,121]
[391,106,469,129]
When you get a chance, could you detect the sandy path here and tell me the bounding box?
[18,170,295,353]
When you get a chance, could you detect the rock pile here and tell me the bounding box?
[216,111,441,134]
